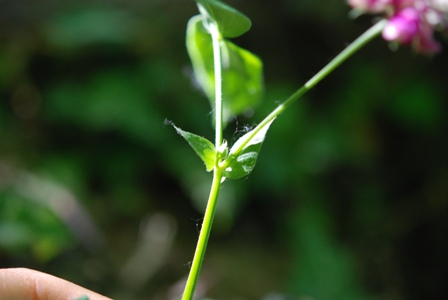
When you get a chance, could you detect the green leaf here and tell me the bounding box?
[186,16,263,122]
[73,296,89,300]
[168,121,216,171]
[195,0,251,38]
[223,119,275,179]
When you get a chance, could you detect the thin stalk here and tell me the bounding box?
[221,19,387,167]
[210,22,224,148]
[181,168,223,300]
[182,21,225,300]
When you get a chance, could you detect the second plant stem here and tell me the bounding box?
[182,19,387,300]
[222,19,387,161]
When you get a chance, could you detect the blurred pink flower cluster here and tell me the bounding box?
[349,0,448,53]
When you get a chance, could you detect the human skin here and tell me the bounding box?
[0,268,112,300]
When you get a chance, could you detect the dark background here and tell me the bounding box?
[1,0,448,299]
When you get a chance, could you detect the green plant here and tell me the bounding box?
[172,0,448,299]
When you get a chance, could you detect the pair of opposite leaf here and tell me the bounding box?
[171,119,274,180]
[187,0,263,121]
[170,0,273,180]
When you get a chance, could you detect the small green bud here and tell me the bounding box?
[217,140,229,160]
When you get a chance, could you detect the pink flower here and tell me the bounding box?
[348,0,448,54]
[382,8,420,43]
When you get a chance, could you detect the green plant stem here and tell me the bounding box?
[210,22,224,148]
[181,167,223,300]
[221,19,387,165]
[182,21,226,300]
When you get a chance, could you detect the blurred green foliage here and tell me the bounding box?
[1,0,448,299]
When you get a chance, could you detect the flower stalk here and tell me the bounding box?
[221,19,387,168]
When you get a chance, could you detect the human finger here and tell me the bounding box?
[0,268,112,300]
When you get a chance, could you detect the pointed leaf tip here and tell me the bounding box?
[223,119,275,179]
[170,123,217,171]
